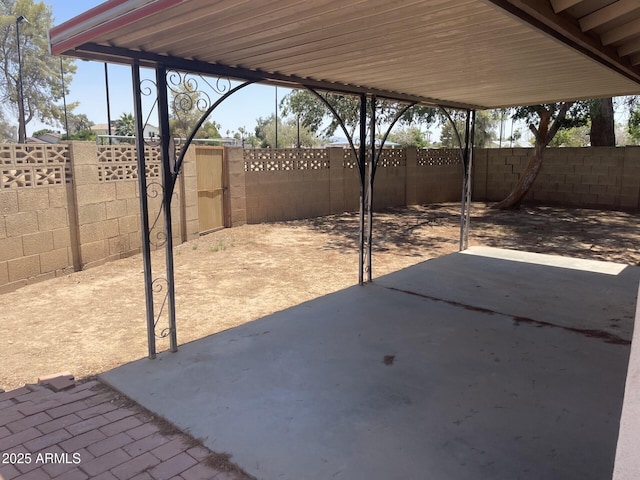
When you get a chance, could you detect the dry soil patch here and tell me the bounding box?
[1,203,638,390]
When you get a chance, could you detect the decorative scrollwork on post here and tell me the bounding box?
[151,278,172,339]
[165,71,231,149]
[199,74,232,96]
[134,66,247,357]
[146,181,168,248]
[139,78,161,147]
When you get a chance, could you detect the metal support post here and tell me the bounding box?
[464,110,476,248]
[132,62,157,359]
[156,66,178,352]
[365,96,377,282]
[459,110,475,250]
[16,16,28,143]
[105,64,113,144]
[358,94,367,285]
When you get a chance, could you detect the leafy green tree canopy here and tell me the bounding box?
[512,103,589,141]
[254,114,324,148]
[66,112,93,134]
[493,102,588,209]
[168,81,222,140]
[630,110,640,144]
[32,127,53,137]
[0,111,14,140]
[115,113,135,136]
[439,110,496,148]
[547,126,590,147]
[387,127,431,147]
[65,129,96,141]
[627,97,640,144]
[280,90,437,140]
[0,0,76,140]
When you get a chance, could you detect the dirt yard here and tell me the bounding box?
[2,202,639,390]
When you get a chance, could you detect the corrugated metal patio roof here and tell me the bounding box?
[49,0,640,108]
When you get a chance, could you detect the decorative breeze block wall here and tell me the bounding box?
[237,147,464,224]
[1,145,71,189]
[0,145,74,292]
[0,142,197,293]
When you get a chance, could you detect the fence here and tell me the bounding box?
[0,142,198,293]
[228,147,462,224]
[2,143,639,293]
[473,147,640,209]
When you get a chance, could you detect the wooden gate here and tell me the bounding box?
[195,147,227,233]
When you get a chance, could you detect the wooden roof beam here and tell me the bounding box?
[619,37,640,57]
[601,17,640,45]
[579,0,640,32]
[550,0,583,14]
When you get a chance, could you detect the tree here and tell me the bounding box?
[231,126,259,147]
[439,110,496,148]
[589,98,615,146]
[387,127,431,147]
[0,0,76,141]
[628,97,640,145]
[254,114,324,147]
[66,113,93,134]
[32,127,53,137]
[198,120,220,139]
[547,126,589,147]
[60,112,95,141]
[65,129,96,141]
[168,81,222,140]
[630,111,640,144]
[115,113,135,136]
[493,102,589,209]
[0,111,14,140]
[280,90,437,141]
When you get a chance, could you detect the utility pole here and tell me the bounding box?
[105,63,113,144]
[60,58,69,139]
[16,15,29,143]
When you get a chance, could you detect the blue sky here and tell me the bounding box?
[36,1,289,136]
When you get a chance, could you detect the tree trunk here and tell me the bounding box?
[492,103,572,210]
[590,98,615,146]
[492,142,545,209]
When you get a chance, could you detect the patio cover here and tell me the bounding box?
[50,0,640,108]
[48,2,640,478]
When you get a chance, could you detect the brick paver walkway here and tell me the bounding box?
[0,381,252,480]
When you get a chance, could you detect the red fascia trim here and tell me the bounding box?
[50,0,131,37]
[51,0,184,56]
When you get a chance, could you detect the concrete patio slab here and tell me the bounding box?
[613,283,640,480]
[377,246,638,340]
[101,248,638,480]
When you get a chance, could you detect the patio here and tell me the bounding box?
[48,1,640,477]
[101,247,638,480]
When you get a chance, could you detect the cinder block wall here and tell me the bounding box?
[473,146,640,209]
[242,148,333,223]
[0,142,198,293]
[5,144,635,291]
[0,145,76,293]
[411,148,463,204]
[231,147,463,224]
[72,143,190,269]
[371,149,407,210]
